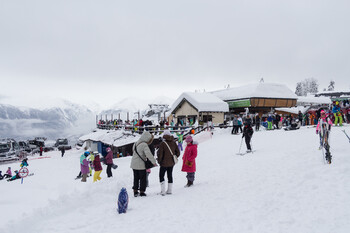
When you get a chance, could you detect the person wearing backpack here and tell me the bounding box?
[157,130,180,195]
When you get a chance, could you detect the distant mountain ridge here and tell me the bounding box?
[0,96,175,141]
[0,102,95,141]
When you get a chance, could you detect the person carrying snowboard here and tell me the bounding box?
[242,116,254,153]
[316,110,333,163]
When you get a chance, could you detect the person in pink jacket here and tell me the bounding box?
[105,147,113,178]
[181,136,198,187]
[80,151,90,182]
[316,110,333,163]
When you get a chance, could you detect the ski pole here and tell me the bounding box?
[238,137,243,154]
[342,130,350,143]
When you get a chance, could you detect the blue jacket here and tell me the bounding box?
[332,105,340,114]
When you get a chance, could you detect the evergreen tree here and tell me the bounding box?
[295,78,319,96]
[327,80,335,91]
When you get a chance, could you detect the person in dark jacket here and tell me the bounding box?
[255,113,260,131]
[157,130,180,195]
[242,117,254,152]
[61,147,65,157]
[105,147,113,178]
[93,153,103,182]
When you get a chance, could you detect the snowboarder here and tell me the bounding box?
[7,170,20,182]
[61,147,65,157]
[20,158,28,167]
[316,110,333,163]
[332,102,343,126]
[242,118,254,152]
[182,136,198,187]
[3,167,12,179]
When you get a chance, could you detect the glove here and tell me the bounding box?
[316,130,318,134]
[185,161,193,167]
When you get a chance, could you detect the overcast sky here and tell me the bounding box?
[0,0,349,109]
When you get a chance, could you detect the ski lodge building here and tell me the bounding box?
[168,92,229,125]
[211,83,298,115]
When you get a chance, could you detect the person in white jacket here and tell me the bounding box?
[130,131,157,197]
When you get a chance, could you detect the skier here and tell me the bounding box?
[39,146,43,156]
[332,102,343,126]
[242,116,254,152]
[316,110,333,163]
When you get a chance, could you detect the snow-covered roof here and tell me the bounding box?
[212,83,297,101]
[297,96,331,105]
[79,129,141,147]
[170,92,229,113]
[276,106,310,115]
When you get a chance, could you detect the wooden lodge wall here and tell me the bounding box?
[250,98,296,108]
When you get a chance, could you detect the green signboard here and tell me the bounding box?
[228,99,251,108]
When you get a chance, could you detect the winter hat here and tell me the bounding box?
[320,110,326,114]
[106,147,111,153]
[84,151,90,157]
[185,136,193,143]
[163,130,171,136]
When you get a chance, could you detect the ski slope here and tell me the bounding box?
[0,126,349,233]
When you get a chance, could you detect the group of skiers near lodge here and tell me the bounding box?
[77,103,346,195]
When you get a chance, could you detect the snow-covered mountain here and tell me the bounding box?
[0,101,96,141]
[0,96,175,141]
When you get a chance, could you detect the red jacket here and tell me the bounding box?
[93,155,103,171]
[181,143,198,173]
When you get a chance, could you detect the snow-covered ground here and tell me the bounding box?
[1,125,350,233]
